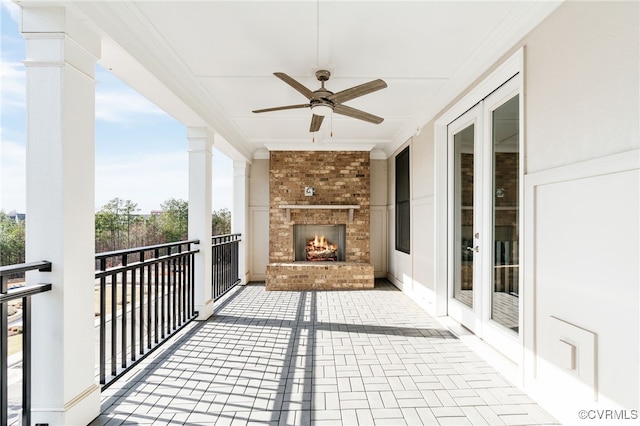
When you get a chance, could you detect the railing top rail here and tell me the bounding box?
[211,233,242,246]
[95,248,200,278]
[96,239,200,259]
[211,233,242,239]
[0,260,52,276]
[0,283,52,303]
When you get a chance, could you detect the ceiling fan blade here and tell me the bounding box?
[274,72,315,100]
[328,79,387,104]
[310,114,324,132]
[252,103,310,113]
[333,104,384,124]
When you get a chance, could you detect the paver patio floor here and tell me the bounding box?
[90,280,557,425]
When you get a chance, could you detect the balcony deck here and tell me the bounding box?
[89,280,556,426]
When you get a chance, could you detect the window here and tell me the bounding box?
[395,146,410,253]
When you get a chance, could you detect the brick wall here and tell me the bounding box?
[269,151,370,263]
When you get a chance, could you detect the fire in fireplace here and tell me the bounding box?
[306,234,338,261]
[294,224,346,262]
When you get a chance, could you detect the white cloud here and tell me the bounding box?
[96,150,233,213]
[96,151,188,212]
[0,141,233,214]
[95,90,167,124]
[0,60,26,111]
[0,137,26,212]
[1,1,20,23]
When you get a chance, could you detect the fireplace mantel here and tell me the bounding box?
[279,204,360,224]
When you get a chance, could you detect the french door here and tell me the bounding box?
[447,77,522,361]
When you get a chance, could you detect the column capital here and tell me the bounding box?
[187,126,214,141]
[233,159,250,178]
[21,6,101,64]
[187,127,214,152]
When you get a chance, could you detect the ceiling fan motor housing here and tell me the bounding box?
[315,69,331,81]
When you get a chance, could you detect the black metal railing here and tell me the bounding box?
[95,240,199,388]
[212,234,241,300]
[1,261,52,426]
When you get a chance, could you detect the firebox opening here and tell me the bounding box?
[294,224,346,262]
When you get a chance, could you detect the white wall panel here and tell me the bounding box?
[370,207,387,278]
[409,197,436,313]
[524,150,639,421]
[249,207,269,281]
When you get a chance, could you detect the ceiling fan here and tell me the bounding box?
[252,70,387,132]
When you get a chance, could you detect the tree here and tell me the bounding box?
[0,211,25,266]
[95,198,141,252]
[212,208,231,235]
[160,198,188,242]
[143,214,164,246]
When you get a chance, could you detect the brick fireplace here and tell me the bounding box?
[266,151,374,290]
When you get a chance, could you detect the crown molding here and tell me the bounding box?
[265,143,376,152]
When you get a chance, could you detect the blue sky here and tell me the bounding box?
[0,1,233,214]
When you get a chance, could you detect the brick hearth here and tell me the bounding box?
[266,151,374,290]
[265,262,374,291]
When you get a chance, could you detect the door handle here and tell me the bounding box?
[466,246,479,253]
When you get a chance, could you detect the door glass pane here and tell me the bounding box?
[453,124,475,308]
[491,95,519,332]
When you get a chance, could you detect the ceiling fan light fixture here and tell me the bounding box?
[311,104,333,117]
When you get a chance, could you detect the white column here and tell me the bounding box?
[22,7,101,425]
[188,127,214,320]
[232,160,250,284]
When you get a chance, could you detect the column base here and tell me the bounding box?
[195,298,214,320]
[239,271,250,285]
[32,383,100,426]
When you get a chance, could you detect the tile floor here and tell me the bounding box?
[89,280,557,425]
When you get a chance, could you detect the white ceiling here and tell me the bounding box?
[65,1,562,160]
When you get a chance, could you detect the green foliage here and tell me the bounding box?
[95,198,142,252]
[0,211,25,266]
[95,197,191,250]
[143,214,164,246]
[4,197,232,261]
[212,208,231,236]
[160,198,189,242]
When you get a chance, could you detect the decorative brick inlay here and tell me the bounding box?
[266,262,374,291]
[268,151,373,290]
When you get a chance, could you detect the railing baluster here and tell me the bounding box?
[171,256,176,331]
[154,248,159,344]
[111,273,117,377]
[177,252,182,326]
[161,255,166,339]
[130,261,136,362]
[121,254,127,368]
[139,250,145,355]
[147,260,152,350]
[181,254,187,323]
[190,252,195,316]
[21,294,31,426]
[99,258,107,384]
[1,275,8,426]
